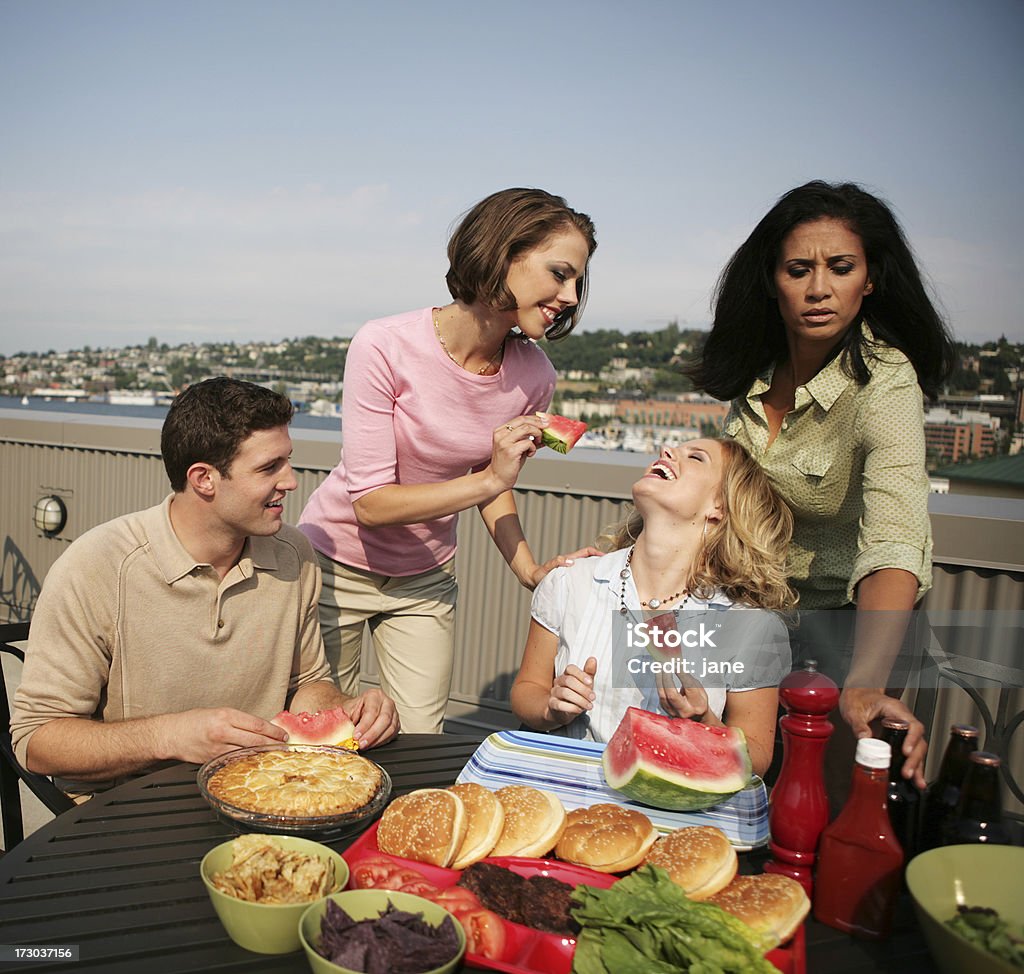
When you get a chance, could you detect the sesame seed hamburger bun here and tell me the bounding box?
[448,782,505,870]
[377,788,466,867]
[555,803,657,873]
[708,873,810,945]
[490,785,566,858]
[643,825,737,900]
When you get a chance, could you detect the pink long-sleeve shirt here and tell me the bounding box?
[298,307,556,575]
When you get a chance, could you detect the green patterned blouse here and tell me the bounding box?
[725,323,932,609]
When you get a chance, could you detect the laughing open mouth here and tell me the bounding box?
[650,461,676,481]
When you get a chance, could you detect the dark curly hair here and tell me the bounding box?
[686,180,955,399]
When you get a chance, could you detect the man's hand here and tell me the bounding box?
[344,689,400,748]
[154,708,288,765]
[26,708,290,781]
[840,687,927,789]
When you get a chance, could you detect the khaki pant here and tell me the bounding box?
[315,551,458,734]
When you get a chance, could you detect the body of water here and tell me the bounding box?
[0,395,343,431]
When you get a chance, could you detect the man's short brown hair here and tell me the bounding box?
[161,377,294,491]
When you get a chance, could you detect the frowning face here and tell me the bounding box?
[503,228,591,340]
[774,217,873,351]
[632,439,725,525]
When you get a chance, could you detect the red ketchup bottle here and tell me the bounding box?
[765,660,840,897]
[814,738,905,940]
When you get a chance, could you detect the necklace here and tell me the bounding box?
[618,546,690,615]
[433,308,504,375]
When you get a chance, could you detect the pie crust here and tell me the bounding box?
[206,747,384,818]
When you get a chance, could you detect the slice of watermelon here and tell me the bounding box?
[539,414,587,454]
[271,706,358,749]
[602,707,752,810]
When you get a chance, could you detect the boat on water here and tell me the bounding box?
[105,391,175,407]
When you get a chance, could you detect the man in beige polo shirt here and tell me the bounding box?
[11,378,399,793]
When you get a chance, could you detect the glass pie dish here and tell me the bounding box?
[198,744,392,838]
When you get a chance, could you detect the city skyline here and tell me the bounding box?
[2,0,1023,356]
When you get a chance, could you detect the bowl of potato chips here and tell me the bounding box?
[200,834,349,954]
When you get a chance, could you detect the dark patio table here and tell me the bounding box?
[0,733,934,973]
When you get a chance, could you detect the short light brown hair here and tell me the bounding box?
[599,438,796,610]
[445,187,597,340]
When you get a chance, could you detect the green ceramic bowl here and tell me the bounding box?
[906,844,1024,974]
[200,835,348,954]
[299,889,467,974]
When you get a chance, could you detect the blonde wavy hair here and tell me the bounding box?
[597,438,797,611]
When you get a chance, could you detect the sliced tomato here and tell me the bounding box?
[351,856,427,891]
[428,886,483,918]
[460,908,507,960]
[396,877,440,897]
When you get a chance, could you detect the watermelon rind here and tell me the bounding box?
[601,707,752,811]
[541,428,572,454]
[603,765,749,811]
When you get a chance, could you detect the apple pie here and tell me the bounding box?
[206,746,384,818]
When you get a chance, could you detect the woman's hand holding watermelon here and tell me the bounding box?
[655,669,711,722]
[488,413,547,491]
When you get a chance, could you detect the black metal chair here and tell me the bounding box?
[1,621,75,850]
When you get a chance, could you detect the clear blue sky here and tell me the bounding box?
[2,0,1022,354]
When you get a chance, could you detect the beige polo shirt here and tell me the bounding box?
[11,495,330,770]
[725,325,932,609]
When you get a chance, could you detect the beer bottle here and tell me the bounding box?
[880,717,920,859]
[946,751,1012,845]
[919,723,978,851]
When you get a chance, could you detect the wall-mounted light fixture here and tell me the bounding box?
[33,494,68,537]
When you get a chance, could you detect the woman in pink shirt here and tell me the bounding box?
[299,188,599,733]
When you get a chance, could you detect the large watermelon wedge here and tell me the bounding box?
[602,707,752,811]
[539,414,587,453]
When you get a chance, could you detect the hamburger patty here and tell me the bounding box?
[457,862,578,935]
[458,862,528,922]
[520,874,580,935]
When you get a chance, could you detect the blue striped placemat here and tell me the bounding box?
[455,730,768,850]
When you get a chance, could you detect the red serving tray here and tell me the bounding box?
[343,821,804,974]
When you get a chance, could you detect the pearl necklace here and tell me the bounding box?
[433,308,504,375]
[618,546,690,615]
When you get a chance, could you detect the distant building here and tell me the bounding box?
[924,407,998,464]
[559,399,617,421]
[615,398,729,430]
[933,453,1024,500]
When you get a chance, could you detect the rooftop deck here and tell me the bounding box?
[2,406,1022,827]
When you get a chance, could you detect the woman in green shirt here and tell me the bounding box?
[687,181,956,789]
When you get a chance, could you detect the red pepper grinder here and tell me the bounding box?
[765,659,840,897]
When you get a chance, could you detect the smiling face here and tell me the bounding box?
[211,425,298,538]
[631,439,726,526]
[774,217,873,352]
[503,228,591,339]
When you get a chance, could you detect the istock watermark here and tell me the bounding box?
[624,619,718,650]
